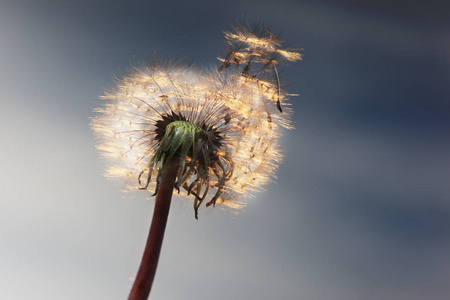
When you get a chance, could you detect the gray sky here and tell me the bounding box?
[1,0,449,299]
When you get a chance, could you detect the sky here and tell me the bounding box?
[1,0,449,299]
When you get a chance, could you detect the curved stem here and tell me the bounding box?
[128,159,179,300]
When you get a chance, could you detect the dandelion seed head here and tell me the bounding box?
[92,24,300,218]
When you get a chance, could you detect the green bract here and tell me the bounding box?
[138,119,232,219]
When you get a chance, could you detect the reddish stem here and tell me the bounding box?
[128,160,179,300]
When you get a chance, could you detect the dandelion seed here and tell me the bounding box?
[219,22,302,112]
[91,24,300,300]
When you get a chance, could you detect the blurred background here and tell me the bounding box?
[1,0,449,299]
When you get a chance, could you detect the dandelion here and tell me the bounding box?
[91,23,300,300]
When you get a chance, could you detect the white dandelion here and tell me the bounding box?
[91,23,301,300]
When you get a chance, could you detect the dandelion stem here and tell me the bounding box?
[128,159,179,300]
